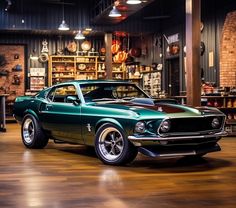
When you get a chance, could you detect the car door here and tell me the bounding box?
[39,84,83,143]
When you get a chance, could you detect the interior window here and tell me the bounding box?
[47,85,78,103]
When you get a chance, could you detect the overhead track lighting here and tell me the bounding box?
[58,1,69,31]
[126,0,142,4]
[109,6,121,17]
[74,30,85,40]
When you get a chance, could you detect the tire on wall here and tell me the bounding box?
[95,123,138,165]
[21,114,49,149]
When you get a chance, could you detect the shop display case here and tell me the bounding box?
[142,71,162,98]
[75,56,97,80]
[29,68,46,91]
[48,55,99,86]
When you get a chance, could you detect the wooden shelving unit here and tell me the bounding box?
[48,55,130,85]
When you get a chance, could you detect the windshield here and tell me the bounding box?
[80,83,149,102]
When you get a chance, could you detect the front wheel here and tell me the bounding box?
[21,114,49,149]
[95,123,138,165]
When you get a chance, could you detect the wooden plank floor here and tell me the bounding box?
[0,123,236,208]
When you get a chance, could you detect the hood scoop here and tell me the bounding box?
[130,98,185,113]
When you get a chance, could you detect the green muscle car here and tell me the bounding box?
[13,80,227,165]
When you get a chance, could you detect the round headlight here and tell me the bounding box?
[160,120,171,133]
[135,121,146,133]
[212,117,220,128]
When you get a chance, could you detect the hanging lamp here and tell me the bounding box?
[58,1,69,31]
[126,0,142,4]
[109,6,121,17]
[75,30,85,40]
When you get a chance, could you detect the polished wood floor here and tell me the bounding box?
[0,123,236,208]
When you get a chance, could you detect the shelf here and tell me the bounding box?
[52,76,74,79]
[77,71,96,73]
[141,70,161,74]
[128,77,142,80]
[52,61,74,63]
[112,71,124,73]
[226,119,236,125]
[52,71,75,73]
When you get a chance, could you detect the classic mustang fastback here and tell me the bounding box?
[13,80,227,165]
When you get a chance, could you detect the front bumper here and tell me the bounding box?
[128,131,227,157]
[128,131,227,142]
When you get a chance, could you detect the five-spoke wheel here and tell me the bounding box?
[21,114,49,149]
[95,123,138,165]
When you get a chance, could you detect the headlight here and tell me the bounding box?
[135,121,146,133]
[159,120,171,133]
[212,117,220,128]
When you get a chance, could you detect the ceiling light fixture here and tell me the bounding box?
[109,6,121,17]
[58,1,69,31]
[5,0,12,11]
[126,0,142,4]
[74,30,85,40]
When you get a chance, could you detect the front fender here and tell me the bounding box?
[95,118,124,133]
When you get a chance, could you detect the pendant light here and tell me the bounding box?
[109,6,121,17]
[75,30,85,40]
[126,0,142,4]
[58,1,69,31]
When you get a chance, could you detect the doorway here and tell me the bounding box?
[166,58,180,96]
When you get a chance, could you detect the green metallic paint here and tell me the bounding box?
[13,80,226,150]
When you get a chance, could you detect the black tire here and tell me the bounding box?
[95,123,138,165]
[21,114,49,149]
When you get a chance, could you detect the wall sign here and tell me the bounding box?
[167,34,179,44]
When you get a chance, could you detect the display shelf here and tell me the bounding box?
[49,55,100,85]
[142,71,161,97]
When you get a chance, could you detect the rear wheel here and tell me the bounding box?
[21,114,49,149]
[95,123,138,165]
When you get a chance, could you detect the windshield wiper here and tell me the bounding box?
[92,98,116,102]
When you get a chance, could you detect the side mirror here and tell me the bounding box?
[66,96,81,105]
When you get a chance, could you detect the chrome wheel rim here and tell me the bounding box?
[98,127,124,161]
[23,118,35,144]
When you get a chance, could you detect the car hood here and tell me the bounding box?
[91,98,219,119]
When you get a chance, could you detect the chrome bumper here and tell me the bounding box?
[128,131,228,142]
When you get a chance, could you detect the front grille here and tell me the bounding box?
[159,116,224,135]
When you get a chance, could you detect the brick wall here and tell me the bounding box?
[0,45,25,102]
[220,11,236,87]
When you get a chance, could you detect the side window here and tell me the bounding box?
[47,85,78,103]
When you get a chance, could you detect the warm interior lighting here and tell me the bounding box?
[126,0,142,4]
[109,6,122,17]
[85,28,92,31]
[74,30,85,40]
[58,20,69,31]
[58,1,69,31]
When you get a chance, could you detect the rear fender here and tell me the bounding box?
[23,109,40,122]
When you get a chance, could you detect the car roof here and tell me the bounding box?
[56,79,131,86]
